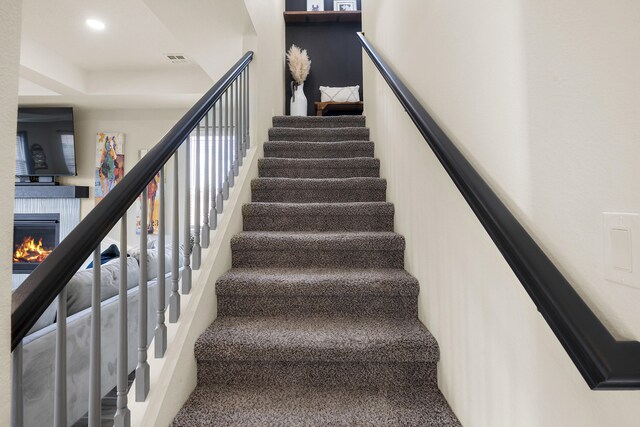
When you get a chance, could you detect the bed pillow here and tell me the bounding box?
[319,85,360,102]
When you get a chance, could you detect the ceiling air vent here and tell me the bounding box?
[164,54,190,64]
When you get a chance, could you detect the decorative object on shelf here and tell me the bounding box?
[29,144,48,170]
[282,10,362,23]
[95,132,124,205]
[320,85,361,102]
[333,0,357,11]
[307,0,324,11]
[136,149,160,235]
[287,44,311,116]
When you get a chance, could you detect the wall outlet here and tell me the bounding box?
[603,212,640,289]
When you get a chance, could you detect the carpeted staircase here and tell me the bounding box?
[173,115,461,426]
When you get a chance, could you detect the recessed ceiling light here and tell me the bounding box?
[86,19,106,31]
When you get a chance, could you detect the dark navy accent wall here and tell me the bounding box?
[285,0,363,115]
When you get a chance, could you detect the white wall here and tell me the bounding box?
[520,0,640,339]
[59,107,186,243]
[362,1,640,426]
[243,0,286,147]
[0,1,22,424]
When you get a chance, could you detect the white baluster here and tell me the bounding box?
[170,153,181,321]
[182,137,192,294]
[210,103,219,227]
[202,111,211,248]
[193,124,202,270]
[136,187,150,402]
[89,245,101,426]
[54,287,67,427]
[155,166,167,357]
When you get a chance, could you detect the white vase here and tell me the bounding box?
[290,82,308,116]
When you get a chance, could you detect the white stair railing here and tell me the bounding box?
[11,52,253,427]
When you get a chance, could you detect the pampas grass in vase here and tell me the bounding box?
[287,44,311,85]
[287,44,311,116]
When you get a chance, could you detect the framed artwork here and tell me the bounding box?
[307,1,324,11]
[136,149,160,235]
[333,0,357,11]
[95,132,124,205]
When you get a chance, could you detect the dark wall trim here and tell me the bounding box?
[357,32,640,390]
[11,52,254,350]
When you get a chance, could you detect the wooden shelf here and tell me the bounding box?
[284,11,361,24]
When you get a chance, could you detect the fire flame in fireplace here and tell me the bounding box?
[13,236,53,264]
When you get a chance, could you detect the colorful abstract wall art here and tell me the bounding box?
[136,149,160,235]
[95,132,125,205]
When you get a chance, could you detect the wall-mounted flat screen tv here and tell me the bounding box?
[16,107,77,177]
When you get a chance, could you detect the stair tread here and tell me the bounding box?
[252,177,386,189]
[272,115,366,128]
[251,178,387,204]
[242,202,394,231]
[231,231,404,251]
[243,202,394,216]
[195,316,439,363]
[259,157,379,168]
[263,140,375,159]
[174,384,460,427]
[258,157,380,178]
[264,140,374,146]
[269,127,370,142]
[217,268,418,296]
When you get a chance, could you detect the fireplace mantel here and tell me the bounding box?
[15,185,89,199]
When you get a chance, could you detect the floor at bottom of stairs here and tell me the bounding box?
[173,384,461,426]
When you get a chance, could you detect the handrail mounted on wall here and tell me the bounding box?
[357,32,640,390]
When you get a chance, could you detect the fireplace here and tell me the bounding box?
[13,213,60,273]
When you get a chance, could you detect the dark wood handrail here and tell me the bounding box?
[11,52,254,350]
[357,32,640,389]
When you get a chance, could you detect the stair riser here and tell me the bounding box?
[196,361,437,389]
[269,128,370,142]
[232,249,404,268]
[263,145,374,159]
[252,189,386,203]
[272,116,366,128]
[243,214,394,231]
[217,295,417,318]
[259,166,380,178]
